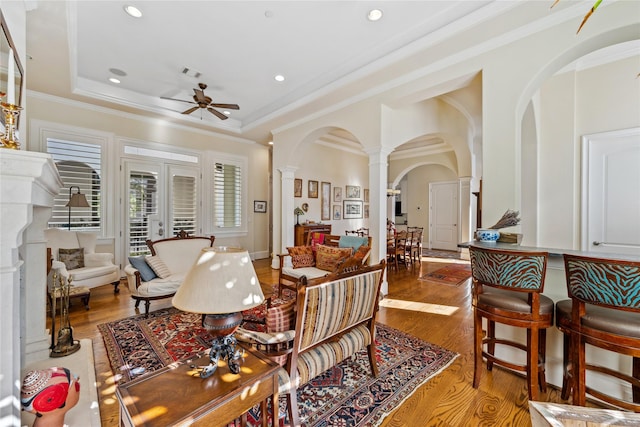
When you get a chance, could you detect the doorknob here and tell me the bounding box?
[593,241,601,246]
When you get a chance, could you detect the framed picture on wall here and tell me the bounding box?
[321,182,331,220]
[294,178,302,198]
[345,185,360,199]
[364,204,369,219]
[333,205,342,220]
[254,200,267,213]
[334,187,342,202]
[364,189,369,203]
[343,200,363,219]
[308,180,318,198]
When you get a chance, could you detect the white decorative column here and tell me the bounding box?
[0,150,62,424]
[272,166,297,269]
[366,147,392,296]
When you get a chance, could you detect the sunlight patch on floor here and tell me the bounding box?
[380,298,459,315]
[421,257,469,264]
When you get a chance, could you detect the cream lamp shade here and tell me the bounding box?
[172,246,264,314]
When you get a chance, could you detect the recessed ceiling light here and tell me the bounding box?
[109,77,121,84]
[268,141,274,145]
[274,75,285,82]
[124,5,142,18]
[367,9,383,21]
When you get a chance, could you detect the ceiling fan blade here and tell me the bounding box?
[160,96,197,105]
[207,107,228,120]
[210,103,240,110]
[193,88,207,103]
[181,106,200,115]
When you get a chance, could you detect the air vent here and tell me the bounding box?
[181,68,202,79]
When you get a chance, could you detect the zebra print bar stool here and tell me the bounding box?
[556,254,640,411]
[469,246,553,400]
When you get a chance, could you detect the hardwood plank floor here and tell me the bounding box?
[60,255,581,426]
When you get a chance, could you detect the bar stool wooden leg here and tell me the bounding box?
[473,310,483,388]
[486,320,496,371]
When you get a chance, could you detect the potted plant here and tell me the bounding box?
[294,207,305,225]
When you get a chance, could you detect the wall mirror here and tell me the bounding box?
[0,10,24,108]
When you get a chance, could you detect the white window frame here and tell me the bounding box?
[32,120,116,238]
[206,151,248,236]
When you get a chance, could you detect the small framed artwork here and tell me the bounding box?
[294,178,302,198]
[364,204,369,219]
[364,189,369,203]
[254,200,267,213]
[308,180,319,198]
[333,205,342,220]
[334,187,342,203]
[321,182,331,220]
[346,185,361,199]
[343,200,363,219]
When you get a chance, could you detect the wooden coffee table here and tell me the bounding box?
[117,345,280,427]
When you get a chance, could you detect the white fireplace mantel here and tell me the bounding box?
[0,149,62,425]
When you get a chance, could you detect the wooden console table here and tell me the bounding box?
[295,223,331,246]
[117,346,279,427]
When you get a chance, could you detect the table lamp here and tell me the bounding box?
[172,247,265,378]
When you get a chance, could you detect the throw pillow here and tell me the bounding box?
[286,246,315,268]
[309,232,325,252]
[315,245,352,272]
[266,299,296,333]
[146,255,171,279]
[353,245,371,264]
[58,248,85,270]
[128,256,158,282]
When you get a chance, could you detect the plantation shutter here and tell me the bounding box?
[214,162,241,228]
[171,174,197,236]
[128,171,158,255]
[46,138,102,231]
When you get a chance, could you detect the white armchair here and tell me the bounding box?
[44,228,120,293]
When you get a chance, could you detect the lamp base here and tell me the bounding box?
[192,312,243,378]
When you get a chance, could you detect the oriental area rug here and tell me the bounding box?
[98,308,458,427]
[419,263,472,286]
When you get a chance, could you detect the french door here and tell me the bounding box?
[123,161,200,258]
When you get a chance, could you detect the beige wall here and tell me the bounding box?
[291,140,369,236]
[26,94,271,260]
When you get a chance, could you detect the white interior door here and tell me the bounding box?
[582,128,640,256]
[429,181,459,251]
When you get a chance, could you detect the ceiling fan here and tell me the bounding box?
[161,83,239,120]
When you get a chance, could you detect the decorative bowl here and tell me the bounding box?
[477,228,500,243]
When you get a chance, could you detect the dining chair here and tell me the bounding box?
[555,254,640,411]
[469,246,553,400]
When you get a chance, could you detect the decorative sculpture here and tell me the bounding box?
[21,367,80,427]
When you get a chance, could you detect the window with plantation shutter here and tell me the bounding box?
[172,174,197,236]
[46,138,102,231]
[214,162,242,229]
[128,171,158,255]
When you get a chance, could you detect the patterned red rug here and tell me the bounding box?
[419,263,472,286]
[98,308,458,426]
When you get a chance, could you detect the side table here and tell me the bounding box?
[117,345,280,427]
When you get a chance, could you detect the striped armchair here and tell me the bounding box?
[279,260,386,426]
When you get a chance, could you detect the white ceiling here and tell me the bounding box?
[24,1,635,148]
[25,1,499,145]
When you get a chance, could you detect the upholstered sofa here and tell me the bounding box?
[45,228,120,293]
[276,234,371,297]
[237,259,386,426]
[124,231,215,316]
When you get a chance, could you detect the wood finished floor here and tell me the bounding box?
[61,255,581,426]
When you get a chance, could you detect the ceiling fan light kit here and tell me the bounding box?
[161,83,239,120]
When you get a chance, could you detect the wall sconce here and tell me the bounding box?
[66,186,89,230]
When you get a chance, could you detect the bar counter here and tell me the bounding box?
[458,240,640,399]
